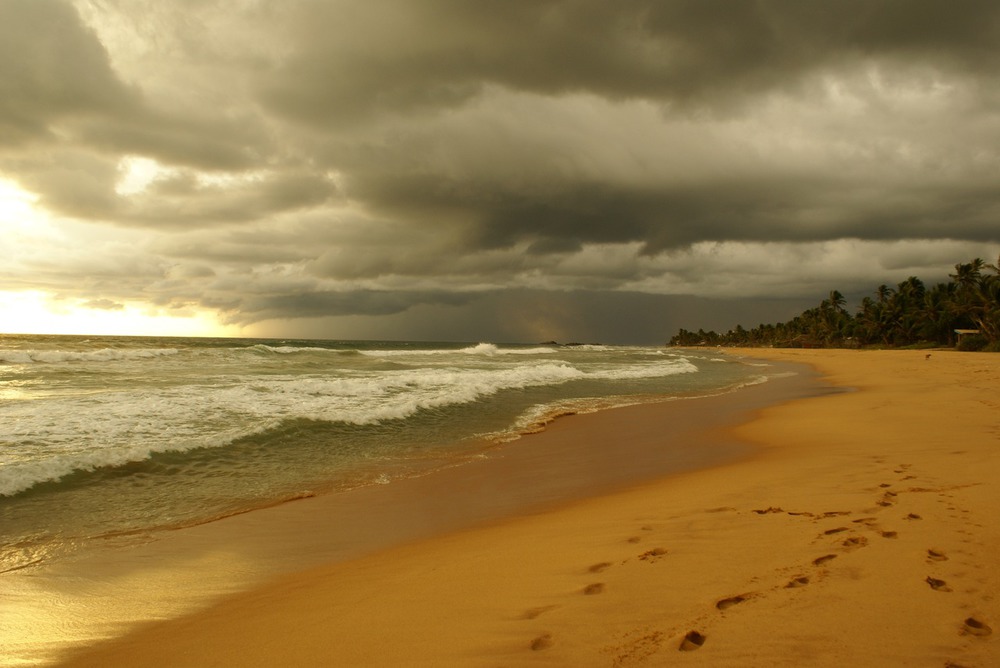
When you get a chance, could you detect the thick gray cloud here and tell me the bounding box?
[0,0,136,145]
[260,0,1000,121]
[1,0,998,342]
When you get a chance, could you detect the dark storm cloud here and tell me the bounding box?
[250,0,1000,255]
[78,112,266,172]
[224,288,475,324]
[0,0,137,145]
[260,0,1000,123]
[0,0,269,178]
[345,168,1000,256]
[248,288,819,345]
[7,151,336,226]
[126,170,337,226]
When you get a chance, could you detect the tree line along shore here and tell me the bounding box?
[670,257,1000,351]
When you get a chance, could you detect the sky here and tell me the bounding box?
[1,0,998,343]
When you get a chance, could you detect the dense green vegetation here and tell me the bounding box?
[669,257,1000,351]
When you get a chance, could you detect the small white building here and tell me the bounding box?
[954,329,981,344]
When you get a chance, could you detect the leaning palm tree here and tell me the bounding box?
[950,258,985,289]
[970,273,1000,342]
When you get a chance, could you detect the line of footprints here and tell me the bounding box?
[525,461,992,657]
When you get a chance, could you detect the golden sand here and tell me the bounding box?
[60,349,999,667]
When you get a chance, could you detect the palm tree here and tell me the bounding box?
[828,290,847,313]
[975,277,1000,341]
[919,283,957,345]
[668,256,998,349]
[950,258,984,289]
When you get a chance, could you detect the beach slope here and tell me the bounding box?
[61,350,999,667]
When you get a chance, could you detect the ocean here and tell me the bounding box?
[0,335,772,576]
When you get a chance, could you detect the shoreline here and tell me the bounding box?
[3,357,814,667]
[42,350,1000,665]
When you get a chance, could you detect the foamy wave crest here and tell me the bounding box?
[500,397,632,440]
[0,348,180,365]
[588,358,698,380]
[251,363,586,424]
[358,348,451,357]
[361,343,557,357]
[457,343,558,355]
[459,343,503,355]
[0,362,585,496]
[0,421,274,497]
[250,344,339,355]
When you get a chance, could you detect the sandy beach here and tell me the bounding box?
[59,349,999,667]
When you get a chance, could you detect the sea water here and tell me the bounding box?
[0,335,769,575]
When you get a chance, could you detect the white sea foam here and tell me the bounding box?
[360,343,559,357]
[250,344,337,355]
[456,343,559,355]
[1,358,698,496]
[357,348,450,358]
[0,392,275,496]
[0,348,179,365]
[588,358,698,379]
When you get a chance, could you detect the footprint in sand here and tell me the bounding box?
[588,561,613,573]
[880,530,898,539]
[926,576,952,592]
[583,583,605,595]
[927,549,949,562]
[678,631,706,651]
[905,513,922,520]
[813,554,837,566]
[530,634,553,650]
[716,594,751,610]
[522,605,559,620]
[842,536,868,549]
[638,547,668,562]
[962,617,993,636]
[785,576,810,588]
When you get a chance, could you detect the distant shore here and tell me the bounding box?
[60,349,999,666]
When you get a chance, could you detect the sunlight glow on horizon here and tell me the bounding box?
[1,177,243,339]
[0,290,242,338]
